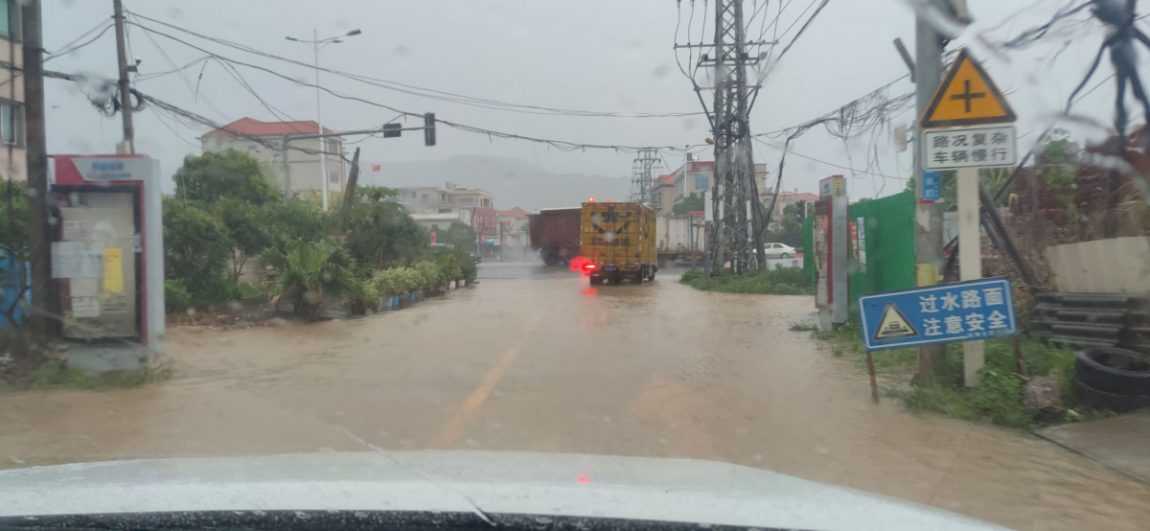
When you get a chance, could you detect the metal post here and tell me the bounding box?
[281,135,291,199]
[914,3,945,384]
[22,0,55,337]
[957,166,983,386]
[313,28,329,212]
[112,0,134,154]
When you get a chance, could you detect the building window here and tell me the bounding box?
[0,101,23,146]
[0,1,19,41]
[694,174,708,191]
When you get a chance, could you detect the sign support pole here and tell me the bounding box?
[958,166,984,386]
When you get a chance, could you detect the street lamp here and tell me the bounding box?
[284,28,363,211]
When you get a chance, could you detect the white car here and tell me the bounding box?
[763,242,797,258]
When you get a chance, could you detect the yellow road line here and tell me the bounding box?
[428,346,521,448]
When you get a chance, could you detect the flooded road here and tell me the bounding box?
[2,262,1149,529]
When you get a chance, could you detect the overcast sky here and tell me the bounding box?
[42,0,1129,199]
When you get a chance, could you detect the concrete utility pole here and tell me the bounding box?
[285,28,362,212]
[22,0,56,337]
[698,0,765,274]
[112,0,134,154]
[913,0,947,383]
[630,148,659,205]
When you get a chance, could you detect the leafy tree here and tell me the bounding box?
[260,199,329,256]
[1034,128,1080,209]
[162,198,234,304]
[766,202,806,247]
[441,221,475,253]
[0,182,29,260]
[338,187,427,268]
[213,198,274,282]
[672,193,705,215]
[174,149,280,205]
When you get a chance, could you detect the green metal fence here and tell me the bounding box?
[803,190,916,312]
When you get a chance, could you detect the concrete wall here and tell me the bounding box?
[1045,237,1150,295]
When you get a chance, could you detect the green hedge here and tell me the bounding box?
[680,267,813,295]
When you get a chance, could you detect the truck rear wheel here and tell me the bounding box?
[589,275,603,286]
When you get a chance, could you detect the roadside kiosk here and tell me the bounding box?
[48,155,164,368]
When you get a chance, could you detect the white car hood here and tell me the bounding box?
[0,451,1000,530]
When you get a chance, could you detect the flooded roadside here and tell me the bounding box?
[0,264,1147,529]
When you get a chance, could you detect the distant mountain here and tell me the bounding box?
[360,155,630,211]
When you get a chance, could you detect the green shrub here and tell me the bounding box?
[164,280,192,313]
[345,275,380,316]
[414,261,444,292]
[163,198,233,304]
[371,268,401,297]
[263,238,354,317]
[680,267,812,295]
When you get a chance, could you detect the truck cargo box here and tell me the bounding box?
[528,207,582,265]
[580,202,657,285]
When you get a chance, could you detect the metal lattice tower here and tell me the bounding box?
[675,0,770,273]
[630,148,660,205]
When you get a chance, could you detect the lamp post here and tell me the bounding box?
[285,28,362,211]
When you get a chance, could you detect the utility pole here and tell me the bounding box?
[913,1,947,383]
[112,0,134,154]
[23,0,55,337]
[673,1,771,274]
[680,0,766,274]
[630,148,658,205]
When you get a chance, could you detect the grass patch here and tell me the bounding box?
[680,267,813,295]
[814,319,1090,430]
[19,360,171,391]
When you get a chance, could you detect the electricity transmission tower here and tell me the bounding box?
[630,148,660,205]
[675,0,771,273]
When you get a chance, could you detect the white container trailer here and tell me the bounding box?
[656,215,706,264]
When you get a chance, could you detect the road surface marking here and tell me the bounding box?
[428,346,521,448]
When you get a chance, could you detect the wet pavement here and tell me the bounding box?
[1,261,1149,529]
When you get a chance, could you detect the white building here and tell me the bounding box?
[395,182,493,213]
[0,1,25,183]
[200,117,347,198]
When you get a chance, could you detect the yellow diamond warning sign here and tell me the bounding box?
[874,304,917,340]
[921,49,1016,128]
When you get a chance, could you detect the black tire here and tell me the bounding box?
[1074,348,1150,396]
[589,275,603,286]
[1075,377,1150,413]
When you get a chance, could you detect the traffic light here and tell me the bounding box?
[423,112,436,146]
[382,123,402,138]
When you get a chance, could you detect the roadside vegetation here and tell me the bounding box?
[164,150,477,320]
[814,321,1101,430]
[680,267,813,295]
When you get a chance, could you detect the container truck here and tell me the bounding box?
[656,215,706,266]
[528,207,582,265]
[579,202,657,285]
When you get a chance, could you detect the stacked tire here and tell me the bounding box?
[1074,347,1150,412]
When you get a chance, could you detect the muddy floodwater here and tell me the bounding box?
[1,262,1148,529]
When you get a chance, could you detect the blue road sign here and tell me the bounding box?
[921,170,942,202]
[858,278,1016,351]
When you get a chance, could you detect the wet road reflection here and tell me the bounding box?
[0,261,1147,529]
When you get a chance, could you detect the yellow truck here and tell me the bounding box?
[579,201,657,285]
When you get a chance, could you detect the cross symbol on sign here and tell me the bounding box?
[950,80,986,113]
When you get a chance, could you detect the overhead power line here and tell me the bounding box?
[754,137,907,181]
[123,22,696,153]
[126,10,704,119]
